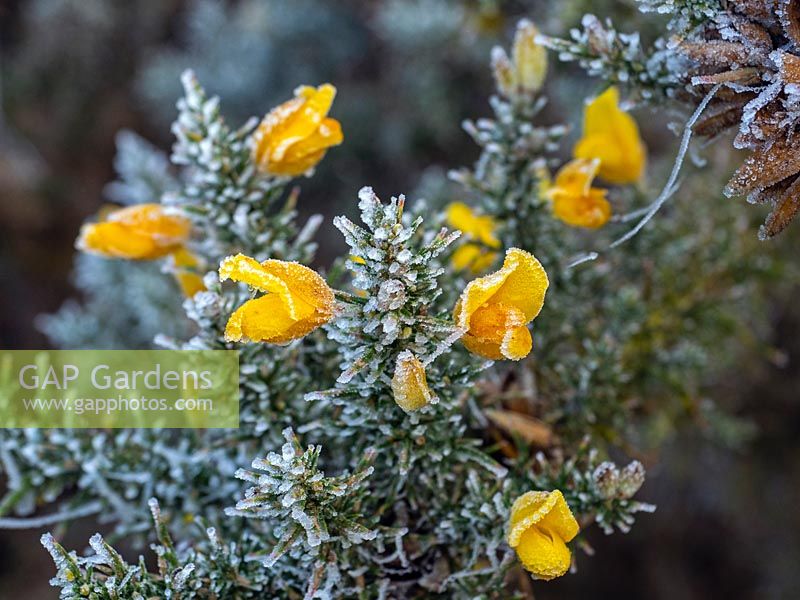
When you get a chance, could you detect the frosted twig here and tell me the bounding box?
[565,252,599,269]
[0,501,103,529]
[612,179,681,223]
[609,84,721,248]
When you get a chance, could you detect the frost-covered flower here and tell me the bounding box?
[76,203,190,260]
[391,350,435,412]
[446,202,501,273]
[507,490,579,580]
[252,84,343,177]
[547,158,611,229]
[219,253,335,344]
[573,87,645,185]
[168,247,206,297]
[493,19,548,100]
[454,248,548,361]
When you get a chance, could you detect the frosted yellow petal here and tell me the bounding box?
[446,202,500,247]
[512,19,547,93]
[220,254,335,344]
[573,87,645,185]
[455,268,508,330]
[259,259,335,320]
[551,187,611,229]
[507,490,579,580]
[109,204,190,244]
[488,249,549,322]
[76,204,190,260]
[272,85,335,153]
[391,351,434,411]
[451,244,498,273]
[170,248,206,297]
[461,334,505,361]
[252,84,342,176]
[252,96,304,165]
[550,158,600,198]
[508,490,579,546]
[77,221,159,259]
[275,118,343,176]
[219,254,297,317]
[515,525,572,580]
[455,248,547,361]
[224,294,295,343]
[176,272,206,297]
[459,303,529,360]
[446,202,480,233]
[501,325,532,361]
[295,84,337,130]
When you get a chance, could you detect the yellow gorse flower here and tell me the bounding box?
[454,248,548,361]
[493,19,548,98]
[76,203,191,260]
[512,19,547,94]
[446,202,501,273]
[252,84,343,177]
[391,351,434,412]
[219,253,335,344]
[547,158,611,229]
[573,86,646,185]
[170,247,206,298]
[507,490,580,580]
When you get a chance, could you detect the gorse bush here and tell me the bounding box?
[1,7,794,598]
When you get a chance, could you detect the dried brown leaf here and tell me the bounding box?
[779,0,800,48]
[485,408,556,448]
[760,174,800,238]
[725,137,800,197]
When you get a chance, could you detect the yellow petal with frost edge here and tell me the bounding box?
[548,159,611,228]
[391,351,434,411]
[219,254,335,344]
[507,490,579,580]
[454,248,548,361]
[574,87,645,185]
[76,204,191,260]
[252,84,342,177]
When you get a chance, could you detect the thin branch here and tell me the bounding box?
[609,84,721,248]
[0,501,104,529]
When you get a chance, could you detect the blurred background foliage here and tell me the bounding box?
[1,0,799,597]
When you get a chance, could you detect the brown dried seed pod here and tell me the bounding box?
[749,176,794,205]
[760,175,800,238]
[687,85,756,103]
[732,17,774,51]
[692,103,746,137]
[679,40,753,67]
[692,67,762,85]
[734,101,787,148]
[776,49,800,83]
[779,0,800,48]
[731,0,780,27]
[725,136,800,197]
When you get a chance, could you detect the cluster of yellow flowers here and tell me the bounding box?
[445,87,645,250]
[550,86,646,228]
[217,247,548,390]
[76,84,345,296]
[72,49,644,580]
[212,246,569,578]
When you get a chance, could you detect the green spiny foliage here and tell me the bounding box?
[5,8,793,598]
